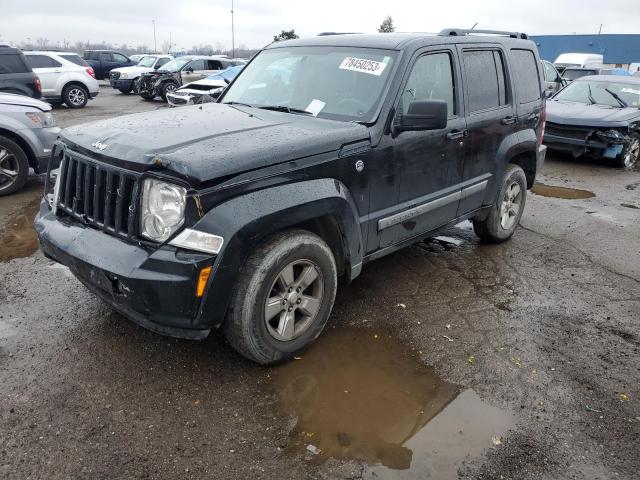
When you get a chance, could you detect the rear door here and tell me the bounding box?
[202,59,225,77]
[0,52,37,97]
[25,54,62,97]
[509,48,544,143]
[457,46,515,215]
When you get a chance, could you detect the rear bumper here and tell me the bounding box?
[34,202,215,340]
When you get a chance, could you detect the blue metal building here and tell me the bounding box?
[530,34,640,65]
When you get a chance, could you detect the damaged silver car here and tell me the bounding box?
[166,65,244,107]
[545,75,640,168]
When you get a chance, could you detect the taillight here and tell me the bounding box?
[34,76,42,93]
[539,105,546,144]
[86,67,96,79]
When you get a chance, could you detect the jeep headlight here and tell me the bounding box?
[140,179,187,242]
[120,72,129,79]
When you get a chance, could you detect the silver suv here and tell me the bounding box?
[24,51,100,108]
[0,93,60,195]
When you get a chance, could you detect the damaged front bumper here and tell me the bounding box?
[544,123,630,158]
[34,201,216,340]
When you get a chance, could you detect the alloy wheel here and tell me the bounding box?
[624,137,640,168]
[264,259,324,342]
[500,182,522,230]
[68,88,86,106]
[0,147,19,192]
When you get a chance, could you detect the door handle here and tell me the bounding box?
[501,116,517,125]
[527,114,540,122]
[446,130,467,140]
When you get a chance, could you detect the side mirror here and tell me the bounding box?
[544,89,555,99]
[396,100,448,132]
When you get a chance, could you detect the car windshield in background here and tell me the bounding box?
[554,79,640,108]
[563,69,597,81]
[59,54,89,67]
[137,56,157,68]
[221,46,398,122]
[159,57,192,72]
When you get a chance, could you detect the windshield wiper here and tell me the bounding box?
[224,101,254,108]
[258,105,312,116]
[604,88,628,108]
[587,84,597,105]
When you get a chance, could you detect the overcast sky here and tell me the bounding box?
[2,0,639,51]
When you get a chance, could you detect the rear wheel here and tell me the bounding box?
[223,230,338,365]
[0,136,29,196]
[615,133,640,169]
[473,164,527,243]
[62,84,88,108]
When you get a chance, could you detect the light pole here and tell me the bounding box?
[231,0,235,58]
[152,19,157,53]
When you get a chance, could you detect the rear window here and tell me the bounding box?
[463,50,508,112]
[25,54,62,68]
[60,54,89,67]
[0,53,30,74]
[510,49,541,103]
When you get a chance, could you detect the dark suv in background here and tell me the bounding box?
[36,29,546,364]
[0,46,41,98]
[83,50,135,80]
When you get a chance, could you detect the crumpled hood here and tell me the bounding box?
[60,103,369,184]
[547,100,640,127]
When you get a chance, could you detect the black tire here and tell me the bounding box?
[62,83,89,109]
[118,87,132,94]
[139,91,155,101]
[0,136,29,196]
[614,133,640,169]
[223,230,338,365]
[160,81,179,102]
[473,164,527,243]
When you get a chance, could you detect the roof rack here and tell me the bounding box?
[317,32,361,36]
[439,28,528,40]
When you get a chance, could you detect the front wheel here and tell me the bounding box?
[118,87,132,94]
[160,81,179,102]
[223,230,338,365]
[473,164,527,243]
[615,133,640,169]
[0,136,29,196]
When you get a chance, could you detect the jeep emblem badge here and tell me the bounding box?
[92,141,108,151]
[355,160,365,172]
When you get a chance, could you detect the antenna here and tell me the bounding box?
[470,22,478,30]
[231,0,235,58]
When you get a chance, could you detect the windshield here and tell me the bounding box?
[159,57,192,72]
[220,46,398,122]
[554,80,640,108]
[563,69,597,81]
[137,56,157,68]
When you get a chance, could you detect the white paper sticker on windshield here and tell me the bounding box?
[339,57,388,76]
[621,88,640,95]
[306,99,326,117]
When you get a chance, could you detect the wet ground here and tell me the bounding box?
[1,88,639,479]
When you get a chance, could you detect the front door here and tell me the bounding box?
[371,48,469,251]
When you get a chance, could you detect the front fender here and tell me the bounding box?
[194,178,363,328]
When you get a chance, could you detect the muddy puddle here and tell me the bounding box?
[272,327,513,478]
[0,198,41,262]
[531,183,595,200]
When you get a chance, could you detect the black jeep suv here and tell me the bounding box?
[0,46,41,98]
[35,29,546,364]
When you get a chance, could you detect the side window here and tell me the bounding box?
[402,52,455,116]
[156,57,170,68]
[113,53,128,64]
[207,60,223,70]
[100,52,112,62]
[543,62,558,82]
[0,54,30,74]
[26,55,61,68]
[187,60,205,71]
[463,50,508,113]
[510,49,542,103]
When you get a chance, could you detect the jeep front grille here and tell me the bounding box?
[110,71,121,80]
[56,150,139,239]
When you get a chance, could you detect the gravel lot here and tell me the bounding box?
[1,86,639,480]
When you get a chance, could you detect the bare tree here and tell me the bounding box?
[36,37,49,48]
[161,40,172,54]
[378,16,395,33]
